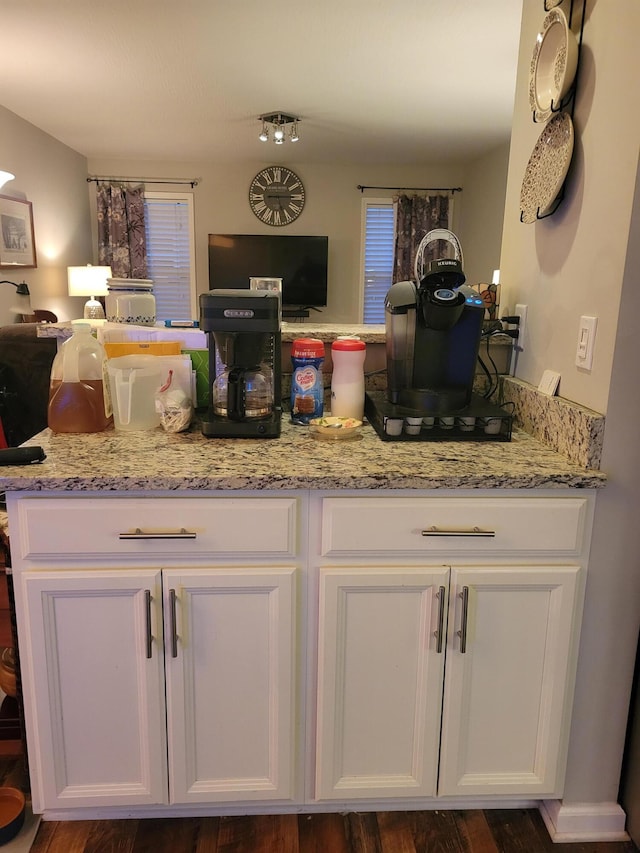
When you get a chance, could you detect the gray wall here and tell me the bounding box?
[0,104,93,325]
[500,0,640,809]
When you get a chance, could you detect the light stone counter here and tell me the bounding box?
[0,418,605,492]
[280,323,385,343]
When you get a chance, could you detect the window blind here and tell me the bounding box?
[362,202,395,324]
[144,194,195,321]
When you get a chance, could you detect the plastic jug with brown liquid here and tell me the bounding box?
[47,322,112,433]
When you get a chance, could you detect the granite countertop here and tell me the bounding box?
[0,418,606,492]
[280,323,385,343]
[36,321,388,345]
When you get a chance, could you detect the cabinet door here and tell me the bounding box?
[164,567,296,803]
[315,566,449,800]
[22,569,168,811]
[438,565,581,797]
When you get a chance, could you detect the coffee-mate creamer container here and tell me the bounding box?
[290,338,325,424]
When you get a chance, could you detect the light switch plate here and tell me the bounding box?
[576,316,597,370]
[538,369,561,396]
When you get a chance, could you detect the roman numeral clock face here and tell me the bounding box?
[249,167,305,226]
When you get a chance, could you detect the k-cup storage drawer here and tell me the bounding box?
[320,496,589,556]
[13,497,299,560]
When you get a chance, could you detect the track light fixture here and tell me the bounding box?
[257,113,301,145]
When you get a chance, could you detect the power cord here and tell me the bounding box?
[498,314,521,340]
[479,313,523,397]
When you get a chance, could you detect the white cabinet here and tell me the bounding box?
[312,495,588,802]
[438,565,580,797]
[21,565,296,811]
[164,567,296,803]
[8,488,593,818]
[23,569,167,810]
[315,566,448,799]
[10,495,300,814]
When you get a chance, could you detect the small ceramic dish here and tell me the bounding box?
[309,416,363,440]
[529,7,579,123]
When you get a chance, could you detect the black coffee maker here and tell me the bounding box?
[365,230,512,441]
[200,289,281,438]
[384,257,483,412]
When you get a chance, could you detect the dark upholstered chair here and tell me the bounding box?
[0,324,57,446]
[19,310,58,324]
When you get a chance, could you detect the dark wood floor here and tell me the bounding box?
[25,809,639,853]
[2,758,637,853]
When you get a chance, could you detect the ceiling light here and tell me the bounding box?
[257,113,301,146]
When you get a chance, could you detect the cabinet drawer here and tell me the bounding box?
[13,497,298,560]
[321,497,589,556]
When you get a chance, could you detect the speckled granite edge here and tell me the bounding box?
[500,377,605,470]
[280,323,385,343]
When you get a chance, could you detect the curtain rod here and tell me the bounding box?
[87,176,199,187]
[357,184,462,193]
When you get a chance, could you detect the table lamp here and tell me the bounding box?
[0,171,15,191]
[67,265,112,319]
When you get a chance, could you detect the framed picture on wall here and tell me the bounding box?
[0,195,37,269]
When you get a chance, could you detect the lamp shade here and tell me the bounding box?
[0,171,15,191]
[67,265,112,297]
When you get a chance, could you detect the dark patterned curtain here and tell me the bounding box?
[393,194,449,283]
[96,183,148,279]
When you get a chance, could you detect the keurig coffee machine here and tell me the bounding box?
[200,289,281,438]
[365,230,512,441]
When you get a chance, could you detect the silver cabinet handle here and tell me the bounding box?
[434,585,446,653]
[421,526,495,538]
[169,588,178,658]
[120,528,197,540]
[144,589,153,659]
[457,586,469,653]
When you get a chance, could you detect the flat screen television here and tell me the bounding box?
[208,234,328,309]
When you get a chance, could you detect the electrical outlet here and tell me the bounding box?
[515,303,528,352]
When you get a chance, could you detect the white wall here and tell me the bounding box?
[457,142,511,289]
[87,157,508,323]
[0,105,93,325]
[500,0,640,414]
[499,0,640,809]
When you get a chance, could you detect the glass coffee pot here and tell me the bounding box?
[211,331,274,420]
[212,365,274,419]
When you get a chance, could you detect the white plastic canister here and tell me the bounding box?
[107,355,164,430]
[106,279,156,325]
[330,336,366,420]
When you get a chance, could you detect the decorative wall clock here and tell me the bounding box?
[249,167,305,226]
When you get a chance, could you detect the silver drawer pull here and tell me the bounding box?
[119,528,197,540]
[434,585,446,654]
[457,586,469,654]
[169,588,179,658]
[421,526,495,538]
[144,589,153,659]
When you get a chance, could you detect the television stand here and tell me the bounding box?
[282,308,310,319]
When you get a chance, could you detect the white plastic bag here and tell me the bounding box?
[155,369,193,433]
